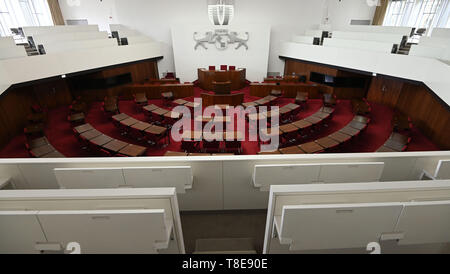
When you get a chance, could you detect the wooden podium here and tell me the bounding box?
[198,68,246,91]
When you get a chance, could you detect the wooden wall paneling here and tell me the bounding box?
[396,83,450,149]
[284,59,371,100]
[367,76,450,149]
[0,87,35,148]
[367,76,403,108]
[32,79,73,109]
[284,59,339,81]
[124,84,194,100]
[250,83,277,97]
[100,60,159,84]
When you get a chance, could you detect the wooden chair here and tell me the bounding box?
[270,89,283,97]
[203,140,221,153]
[323,93,337,107]
[295,92,309,105]
[225,141,242,154]
[162,92,174,107]
[134,93,148,108]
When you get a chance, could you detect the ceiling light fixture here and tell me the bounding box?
[208,0,235,26]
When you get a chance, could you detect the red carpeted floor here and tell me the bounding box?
[0,86,440,158]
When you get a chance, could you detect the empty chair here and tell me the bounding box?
[229,66,236,71]
[134,93,148,108]
[295,91,309,106]
[323,93,337,107]
[270,89,283,97]
[225,140,242,154]
[162,92,174,106]
[102,96,119,116]
[203,140,221,153]
[165,72,175,79]
[67,112,86,127]
[209,66,216,71]
[220,65,227,71]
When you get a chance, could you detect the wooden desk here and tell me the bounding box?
[384,139,406,151]
[112,113,129,122]
[151,108,169,116]
[349,121,367,130]
[264,75,301,83]
[165,151,189,157]
[313,111,331,120]
[145,79,180,85]
[279,146,305,155]
[258,150,281,155]
[29,137,49,149]
[121,117,139,127]
[280,124,298,134]
[242,102,258,108]
[316,137,340,149]
[174,99,189,105]
[185,101,201,108]
[80,129,102,140]
[31,144,55,158]
[90,135,113,146]
[389,133,409,144]
[131,122,152,131]
[213,81,232,95]
[292,120,312,129]
[145,125,167,136]
[119,144,147,157]
[340,126,360,137]
[377,146,399,153]
[299,142,325,154]
[41,151,65,158]
[143,104,159,112]
[201,93,244,107]
[103,139,129,153]
[329,132,352,143]
[198,68,246,91]
[304,116,323,124]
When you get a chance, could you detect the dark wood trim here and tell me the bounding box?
[3,56,164,94]
[280,55,450,111]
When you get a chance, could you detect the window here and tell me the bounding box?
[383,0,450,34]
[0,0,53,37]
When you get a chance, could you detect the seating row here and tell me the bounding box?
[260,115,370,154]
[73,123,147,157]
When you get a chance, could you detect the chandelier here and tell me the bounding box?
[208,0,235,26]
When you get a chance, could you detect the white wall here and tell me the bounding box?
[58,0,118,32]
[172,25,270,82]
[59,0,376,78]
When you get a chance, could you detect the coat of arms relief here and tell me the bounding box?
[194,29,249,51]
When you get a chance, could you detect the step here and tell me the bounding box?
[194,238,257,254]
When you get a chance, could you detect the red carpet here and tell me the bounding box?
[0,87,440,158]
